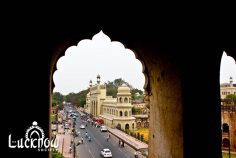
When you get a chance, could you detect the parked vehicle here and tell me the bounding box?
[100,126,108,132]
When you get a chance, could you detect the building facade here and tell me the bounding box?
[220,77,236,151]
[85,75,136,131]
[220,77,236,99]
[221,99,236,151]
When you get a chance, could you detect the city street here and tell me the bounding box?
[59,104,146,158]
[74,115,145,158]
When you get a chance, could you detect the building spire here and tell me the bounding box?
[229,76,233,87]
[97,74,101,84]
[89,80,92,87]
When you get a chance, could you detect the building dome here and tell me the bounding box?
[117,83,131,95]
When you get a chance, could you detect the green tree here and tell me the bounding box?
[52,99,57,107]
[65,89,89,107]
[226,94,236,104]
[52,92,64,106]
[132,106,142,114]
[131,88,144,100]
[52,149,64,158]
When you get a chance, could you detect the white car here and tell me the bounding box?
[100,126,108,132]
[80,124,85,129]
[101,148,112,158]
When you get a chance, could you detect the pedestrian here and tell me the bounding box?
[119,139,121,147]
[69,146,72,153]
[134,151,138,158]
[122,141,124,147]
[81,137,84,144]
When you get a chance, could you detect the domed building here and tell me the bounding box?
[85,75,136,131]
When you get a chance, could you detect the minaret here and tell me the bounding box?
[89,80,92,87]
[97,74,101,84]
[229,77,233,87]
[117,83,131,105]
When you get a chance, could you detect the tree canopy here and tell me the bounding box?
[226,94,236,104]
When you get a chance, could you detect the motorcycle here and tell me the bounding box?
[88,136,92,142]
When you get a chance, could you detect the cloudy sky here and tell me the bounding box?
[53,31,145,95]
[53,31,236,95]
[220,51,236,83]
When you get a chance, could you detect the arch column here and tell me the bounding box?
[145,49,183,158]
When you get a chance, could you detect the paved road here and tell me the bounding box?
[74,115,144,158]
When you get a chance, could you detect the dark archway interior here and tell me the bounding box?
[3,10,235,158]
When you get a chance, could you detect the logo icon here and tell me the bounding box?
[9,121,58,151]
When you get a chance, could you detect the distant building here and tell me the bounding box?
[220,77,236,99]
[84,75,136,131]
[220,77,236,151]
[221,98,236,151]
[132,100,150,128]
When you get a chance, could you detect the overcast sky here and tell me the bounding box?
[220,51,236,84]
[53,31,236,95]
[53,31,145,95]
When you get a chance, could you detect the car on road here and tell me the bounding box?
[51,124,57,131]
[100,125,108,132]
[80,124,85,129]
[101,148,112,158]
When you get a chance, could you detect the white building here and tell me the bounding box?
[220,77,236,99]
[85,75,136,131]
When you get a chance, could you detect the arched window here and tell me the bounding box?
[124,97,128,103]
[120,111,123,117]
[119,97,123,103]
[222,138,230,147]
[125,124,129,130]
[124,111,128,116]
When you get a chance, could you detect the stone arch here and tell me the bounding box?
[48,28,236,158]
[124,111,128,116]
[222,138,230,148]
[50,30,183,157]
[125,123,129,130]
[116,123,121,130]
[124,97,128,103]
[119,111,123,117]
[119,97,123,103]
